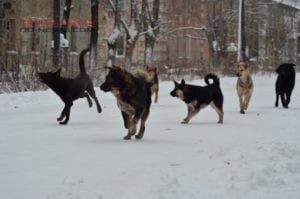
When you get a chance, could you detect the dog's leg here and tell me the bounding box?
[275,93,279,107]
[121,111,129,129]
[87,87,102,113]
[59,102,73,125]
[182,105,199,124]
[280,92,287,108]
[285,90,292,107]
[239,95,245,114]
[57,104,67,121]
[210,102,224,123]
[244,93,252,111]
[80,92,92,107]
[124,116,137,140]
[154,90,158,103]
[135,109,150,140]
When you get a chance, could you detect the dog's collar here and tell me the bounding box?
[238,77,253,89]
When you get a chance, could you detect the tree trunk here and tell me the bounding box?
[124,0,139,69]
[61,0,72,38]
[53,0,60,68]
[90,0,99,71]
[241,0,246,61]
[107,0,121,67]
[143,0,160,67]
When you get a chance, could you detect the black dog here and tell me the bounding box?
[275,63,296,108]
[170,73,224,124]
[100,66,152,140]
[39,49,102,124]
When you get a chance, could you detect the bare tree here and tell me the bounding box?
[124,0,143,68]
[90,0,99,70]
[107,0,121,67]
[53,0,61,68]
[143,0,160,67]
[61,0,72,38]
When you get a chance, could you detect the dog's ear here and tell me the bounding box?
[54,68,61,76]
[173,79,178,86]
[181,79,185,86]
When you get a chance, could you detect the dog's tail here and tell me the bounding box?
[79,48,90,74]
[133,69,152,82]
[205,73,220,86]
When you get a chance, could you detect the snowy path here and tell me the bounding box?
[0,75,300,199]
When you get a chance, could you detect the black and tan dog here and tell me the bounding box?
[275,63,296,108]
[39,49,102,125]
[100,66,152,140]
[146,66,159,103]
[236,61,253,114]
[170,73,224,124]
[133,66,159,103]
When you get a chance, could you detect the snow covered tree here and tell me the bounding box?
[106,0,122,67]
[61,0,72,38]
[52,0,61,68]
[90,0,99,70]
[143,0,160,67]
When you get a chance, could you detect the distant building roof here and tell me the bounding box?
[273,0,300,10]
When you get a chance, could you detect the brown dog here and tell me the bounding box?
[100,66,152,140]
[132,66,159,103]
[236,62,253,114]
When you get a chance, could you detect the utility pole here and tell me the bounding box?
[237,0,245,62]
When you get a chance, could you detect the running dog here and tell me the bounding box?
[236,61,253,114]
[133,66,159,103]
[146,66,159,103]
[275,63,296,108]
[100,66,152,140]
[170,73,224,124]
[38,49,102,125]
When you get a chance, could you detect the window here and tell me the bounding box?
[116,35,125,57]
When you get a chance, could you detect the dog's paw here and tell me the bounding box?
[240,110,245,114]
[135,135,143,140]
[283,105,289,109]
[57,117,63,121]
[123,135,131,140]
[59,121,68,125]
[275,103,278,107]
[181,120,188,124]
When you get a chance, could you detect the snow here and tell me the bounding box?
[128,23,138,42]
[107,27,120,45]
[1,74,300,199]
[273,0,300,10]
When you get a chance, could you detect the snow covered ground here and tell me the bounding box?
[0,74,300,199]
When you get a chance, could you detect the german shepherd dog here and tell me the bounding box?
[275,63,296,108]
[236,61,253,114]
[38,49,102,125]
[146,66,159,103]
[100,66,152,140]
[133,66,159,103]
[170,73,224,124]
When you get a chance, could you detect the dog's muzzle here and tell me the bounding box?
[100,83,111,92]
[170,91,176,97]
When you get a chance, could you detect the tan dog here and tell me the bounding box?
[236,62,253,114]
[133,66,159,103]
[146,66,159,103]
